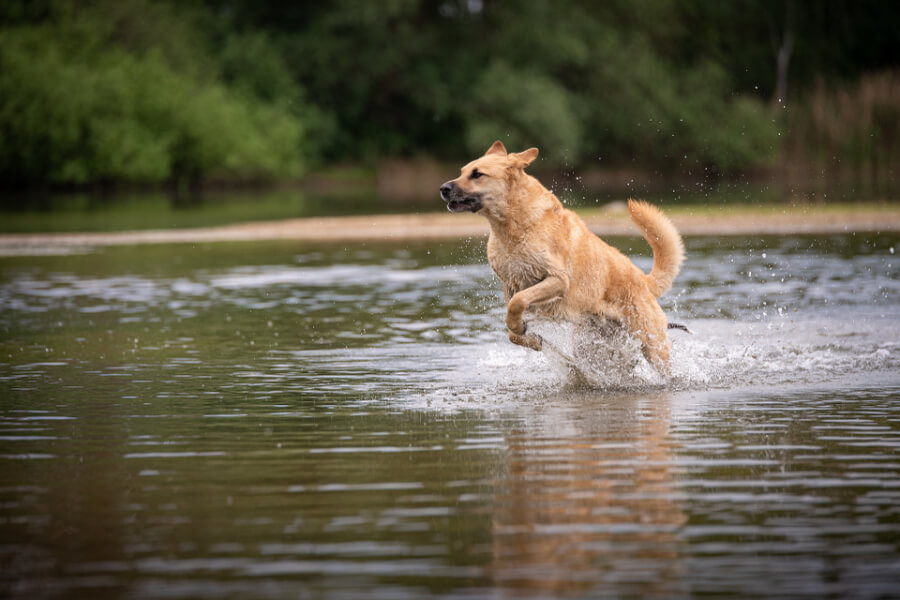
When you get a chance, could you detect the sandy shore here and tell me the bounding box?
[1,205,898,256]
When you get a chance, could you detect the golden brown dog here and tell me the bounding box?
[440,140,685,372]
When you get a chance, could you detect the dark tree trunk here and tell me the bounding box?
[767,0,796,106]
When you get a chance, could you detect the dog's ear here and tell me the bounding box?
[508,147,539,169]
[484,140,508,157]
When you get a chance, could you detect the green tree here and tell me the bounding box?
[0,0,313,185]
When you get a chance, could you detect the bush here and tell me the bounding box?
[0,2,312,185]
[574,33,778,172]
[464,61,582,165]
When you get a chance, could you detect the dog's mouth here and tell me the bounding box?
[446,196,482,213]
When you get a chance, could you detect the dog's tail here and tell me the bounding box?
[628,199,685,298]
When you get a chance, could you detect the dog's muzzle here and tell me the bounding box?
[440,182,482,213]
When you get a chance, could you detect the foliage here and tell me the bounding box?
[0,0,897,186]
[0,0,311,185]
[209,0,791,170]
[675,0,900,98]
[465,61,582,163]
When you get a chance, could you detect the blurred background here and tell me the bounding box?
[0,0,897,228]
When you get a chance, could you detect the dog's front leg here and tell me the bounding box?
[505,275,568,351]
[508,330,543,351]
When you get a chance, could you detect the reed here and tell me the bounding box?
[784,70,900,185]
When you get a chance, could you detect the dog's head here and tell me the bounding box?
[440,141,539,214]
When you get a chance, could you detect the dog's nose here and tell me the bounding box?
[440,182,454,200]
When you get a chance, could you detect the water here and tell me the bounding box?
[1,233,899,598]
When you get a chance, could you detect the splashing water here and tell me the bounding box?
[460,309,898,402]
[527,318,662,389]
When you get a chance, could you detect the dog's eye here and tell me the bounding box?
[470,170,484,180]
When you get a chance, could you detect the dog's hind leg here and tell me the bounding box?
[640,334,671,375]
[622,306,671,375]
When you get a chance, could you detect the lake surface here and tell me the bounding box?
[1,232,899,599]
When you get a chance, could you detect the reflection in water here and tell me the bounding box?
[492,393,685,597]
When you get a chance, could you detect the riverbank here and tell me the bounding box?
[1,203,897,256]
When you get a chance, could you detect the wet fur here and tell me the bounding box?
[441,141,685,372]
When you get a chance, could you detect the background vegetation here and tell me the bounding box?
[0,0,897,189]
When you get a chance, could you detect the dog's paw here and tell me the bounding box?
[506,313,526,335]
[509,330,543,352]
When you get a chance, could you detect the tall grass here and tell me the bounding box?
[785,70,900,185]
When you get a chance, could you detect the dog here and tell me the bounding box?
[439,140,685,373]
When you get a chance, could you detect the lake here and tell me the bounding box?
[1,232,899,598]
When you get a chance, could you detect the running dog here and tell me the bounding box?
[440,141,685,373]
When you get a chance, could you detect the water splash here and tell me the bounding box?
[468,312,900,398]
[526,318,664,390]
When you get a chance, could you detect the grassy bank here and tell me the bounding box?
[1,202,897,257]
[3,176,897,235]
